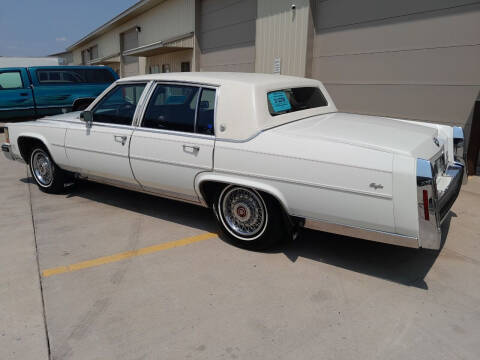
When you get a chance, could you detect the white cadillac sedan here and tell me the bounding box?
[2,73,466,250]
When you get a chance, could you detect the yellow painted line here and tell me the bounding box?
[42,232,217,277]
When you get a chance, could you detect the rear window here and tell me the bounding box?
[36,68,115,85]
[267,87,327,116]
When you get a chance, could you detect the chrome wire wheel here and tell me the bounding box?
[219,186,268,241]
[31,150,53,187]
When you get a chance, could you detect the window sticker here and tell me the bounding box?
[268,91,291,113]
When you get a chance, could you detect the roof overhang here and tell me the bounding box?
[89,53,121,65]
[67,0,167,51]
[122,32,194,57]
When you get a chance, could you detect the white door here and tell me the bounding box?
[130,84,216,202]
[65,83,147,186]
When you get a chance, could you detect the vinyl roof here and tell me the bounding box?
[118,72,320,87]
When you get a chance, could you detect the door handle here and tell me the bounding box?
[183,145,200,153]
[114,135,127,146]
[19,93,29,97]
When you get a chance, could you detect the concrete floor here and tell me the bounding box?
[1,132,480,360]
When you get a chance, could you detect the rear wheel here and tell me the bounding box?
[29,147,67,193]
[214,185,289,250]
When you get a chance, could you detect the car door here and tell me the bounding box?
[0,68,35,120]
[65,82,148,187]
[129,83,216,202]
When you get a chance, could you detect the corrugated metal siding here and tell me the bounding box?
[311,0,480,136]
[146,49,193,72]
[255,0,310,76]
[198,0,257,72]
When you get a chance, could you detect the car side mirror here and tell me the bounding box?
[80,110,93,127]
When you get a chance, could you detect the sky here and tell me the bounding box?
[0,0,139,57]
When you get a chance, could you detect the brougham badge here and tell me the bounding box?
[433,137,440,147]
[369,183,384,190]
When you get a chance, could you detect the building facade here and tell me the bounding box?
[65,0,480,172]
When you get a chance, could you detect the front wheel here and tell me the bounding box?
[214,185,290,250]
[29,147,67,193]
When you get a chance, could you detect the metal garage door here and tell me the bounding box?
[198,0,257,72]
[310,0,480,140]
[121,28,139,77]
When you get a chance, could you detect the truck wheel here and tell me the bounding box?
[29,147,66,194]
[214,185,288,250]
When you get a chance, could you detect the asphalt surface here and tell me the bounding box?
[1,132,479,360]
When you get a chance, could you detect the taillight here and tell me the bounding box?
[4,127,9,144]
[423,190,430,221]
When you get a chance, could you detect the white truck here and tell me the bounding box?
[2,72,466,250]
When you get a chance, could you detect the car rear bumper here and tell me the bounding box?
[417,159,464,250]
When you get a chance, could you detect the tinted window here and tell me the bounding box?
[196,88,216,135]
[142,84,199,133]
[92,83,146,125]
[0,71,23,90]
[36,68,115,84]
[267,87,327,116]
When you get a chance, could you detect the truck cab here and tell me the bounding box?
[0,66,118,120]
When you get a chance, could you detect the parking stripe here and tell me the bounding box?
[41,232,217,277]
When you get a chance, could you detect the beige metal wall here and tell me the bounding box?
[311,0,480,141]
[146,49,193,73]
[72,0,195,71]
[198,0,257,72]
[255,0,310,76]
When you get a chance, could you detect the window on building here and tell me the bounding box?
[142,84,200,132]
[162,64,171,73]
[149,65,160,74]
[81,50,88,65]
[0,71,23,90]
[36,68,116,84]
[92,83,147,125]
[196,88,216,135]
[181,62,191,72]
[90,45,99,60]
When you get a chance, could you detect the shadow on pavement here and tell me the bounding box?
[25,177,453,290]
[279,214,454,290]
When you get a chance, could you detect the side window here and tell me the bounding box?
[0,71,23,90]
[196,89,216,135]
[92,83,146,125]
[142,84,199,133]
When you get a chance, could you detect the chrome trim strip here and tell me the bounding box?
[453,126,467,183]
[129,154,211,170]
[416,158,441,249]
[0,106,35,111]
[82,174,205,207]
[149,81,219,89]
[65,145,127,158]
[36,105,71,109]
[132,127,215,140]
[215,147,392,174]
[215,169,393,199]
[303,218,419,248]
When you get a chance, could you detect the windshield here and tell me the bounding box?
[267,87,328,116]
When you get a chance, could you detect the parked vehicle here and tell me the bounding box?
[2,73,466,251]
[0,66,118,120]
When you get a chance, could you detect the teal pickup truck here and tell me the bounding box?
[0,66,118,120]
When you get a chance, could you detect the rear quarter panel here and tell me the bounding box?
[213,132,396,233]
